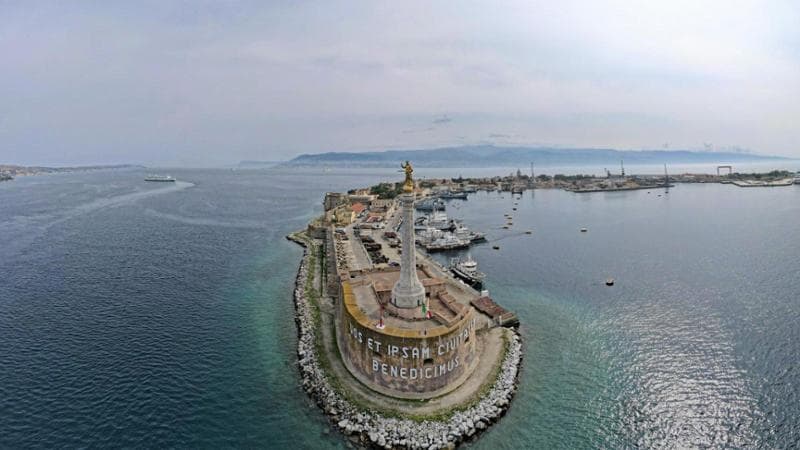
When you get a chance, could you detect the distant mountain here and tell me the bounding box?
[284,145,789,168]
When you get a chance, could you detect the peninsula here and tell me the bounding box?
[0,164,140,182]
[288,162,521,449]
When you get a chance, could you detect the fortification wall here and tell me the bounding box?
[335,281,479,399]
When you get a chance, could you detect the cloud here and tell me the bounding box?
[432,115,452,125]
[0,1,798,165]
[402,127,436,134]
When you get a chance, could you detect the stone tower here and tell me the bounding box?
[391,162,426,308]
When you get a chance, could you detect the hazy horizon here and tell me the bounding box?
[2,1,798,166]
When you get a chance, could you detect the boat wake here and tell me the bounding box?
[142,208,271,230]
[0,181,196,262]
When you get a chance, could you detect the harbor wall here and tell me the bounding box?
[335,281,479,399]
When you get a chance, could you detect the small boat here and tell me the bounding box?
[580,228,588,232]
[502,225,509,229]
[145,175,175,182]
[512,207,517,211]
[606,278,615,286]
[525,230,532,234]
[492,245,500,250]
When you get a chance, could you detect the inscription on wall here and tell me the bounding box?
[347,318,476,381]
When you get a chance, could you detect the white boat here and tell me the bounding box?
[450,255,486,288]
[453,223,486,242]
[794,173,800,184]
[423,233,470,252]
[416,226,444,244]
[415,210,454,231]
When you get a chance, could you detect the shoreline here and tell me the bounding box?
[287,232,523,449]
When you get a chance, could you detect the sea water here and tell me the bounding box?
[1,167,798,448]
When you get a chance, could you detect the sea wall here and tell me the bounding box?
[288,234,523,449]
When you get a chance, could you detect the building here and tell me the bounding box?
[323,192,348,212]
[351,202,366,216]
[370,198,393,213]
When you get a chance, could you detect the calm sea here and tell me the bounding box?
[1,167,798,448]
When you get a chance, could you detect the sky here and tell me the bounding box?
[1,1,798,166]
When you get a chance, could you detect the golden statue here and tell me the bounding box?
[401,161,414,192]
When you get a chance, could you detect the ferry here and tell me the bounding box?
[449,255,486,289]
[144,175,175,182]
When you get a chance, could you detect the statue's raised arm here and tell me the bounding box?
[401,161,414,192]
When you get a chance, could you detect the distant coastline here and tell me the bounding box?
[282,145,791,168]
[0,164,141,181]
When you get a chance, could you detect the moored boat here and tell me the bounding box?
[449,255,486,289]
[415,197,446,211]
[437,190,469,200]
[423,234,471,252]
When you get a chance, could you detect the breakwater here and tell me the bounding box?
[288,234,523,449]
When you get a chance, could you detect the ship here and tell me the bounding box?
[449,255,486,289]
[416,228,471,252]
[144,175,176,182]
[437,190,468,200]
[424,234,471,252]
[415,197,446,211]
[453,223,486,243]
[415,210,455,231]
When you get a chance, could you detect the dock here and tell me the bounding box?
[471,296,519,328]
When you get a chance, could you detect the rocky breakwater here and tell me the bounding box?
[289,234,523,449]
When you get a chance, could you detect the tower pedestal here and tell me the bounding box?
[392,193,426,308]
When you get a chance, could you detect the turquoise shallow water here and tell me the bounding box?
[1,168,798,448]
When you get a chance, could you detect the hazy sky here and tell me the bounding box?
[1,1,798,166]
